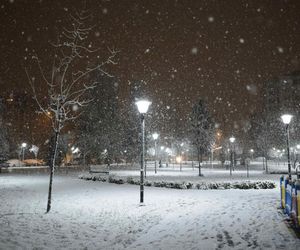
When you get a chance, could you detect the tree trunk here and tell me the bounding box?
[265,157,268,174]
[46,130,60,213]
[83,153,86,166]
[197,149,202,176]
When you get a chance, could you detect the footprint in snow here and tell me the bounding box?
[216,233,223,242]
[223,230,234,247]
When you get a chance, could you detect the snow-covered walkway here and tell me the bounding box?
[0,173,299,249]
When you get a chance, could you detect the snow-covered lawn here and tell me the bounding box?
[1,172,299,249]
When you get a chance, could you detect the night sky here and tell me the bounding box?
[0,0,299,136]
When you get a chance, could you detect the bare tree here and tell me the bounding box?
[26,10,117,213]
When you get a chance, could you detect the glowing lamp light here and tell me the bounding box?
[281,114,293,125]
[21,142,27,148]
[152,133,159,140]
[229,137,236,143]
[136,100,151,114]
[176,156,182,163]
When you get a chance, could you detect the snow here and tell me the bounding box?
[1,172,300,249]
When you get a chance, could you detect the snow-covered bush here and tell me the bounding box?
[80,174,276,190]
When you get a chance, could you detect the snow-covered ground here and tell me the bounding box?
[1,172,300,249]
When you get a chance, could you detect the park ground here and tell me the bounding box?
[1,162,300,249]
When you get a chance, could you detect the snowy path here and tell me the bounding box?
[0,173,299,250]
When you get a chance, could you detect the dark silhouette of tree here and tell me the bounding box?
[0,98,9,162]
[76,74,122,165]
[189,99,215,176]
[248,111,284,173]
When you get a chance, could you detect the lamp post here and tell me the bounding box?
[297,145,300,162]
[250,149,254,160]
[281,114,293,180]
[229,137,236,176]
[21,142,27,161]
[136,100,151,204]
[152,133,159,174]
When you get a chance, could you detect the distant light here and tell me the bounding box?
[21,142,27,148]
[160,146,165,150]
[176,156,182,163]
[250,149,254,153]
[136,100,151,114]
[281,114,293,125]
[297,145,300,149]
[229,137,236,143]
[152,133,159,140]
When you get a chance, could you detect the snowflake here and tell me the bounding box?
[72,104,79,112]
[277,46,284,53]
[208,16,214,22]
[191,47,198,55]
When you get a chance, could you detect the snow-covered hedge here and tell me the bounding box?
[79,174,276,190]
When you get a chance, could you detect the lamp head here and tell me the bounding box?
[136,100,151,114]
[229,137,236,143]
[152,133,159,140]
[281,114,293,125]
[176,156,182,163]
[21,142,27,148]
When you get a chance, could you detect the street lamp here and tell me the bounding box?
[229,136,236,176]
[281,114,293,179]
[250,149,254,160]
[136,99,151,204]
[152,133,159,174]
[21,142,27,161]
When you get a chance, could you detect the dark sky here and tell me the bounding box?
[0,0,299,136]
